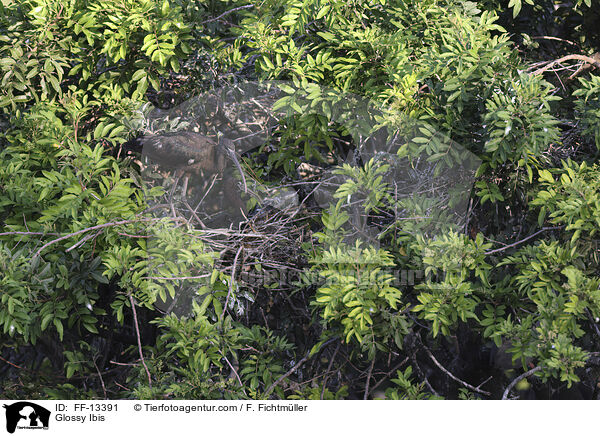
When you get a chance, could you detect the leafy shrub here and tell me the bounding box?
[2,0,600,401]
[573,74,600,151]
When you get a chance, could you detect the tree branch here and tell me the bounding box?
[363,357,376,400]
[221,245,243,319]
[424,346,491,396]
[485,226,563,255]
[531,54,600,76]
[502,366,541,400]
[200,5,254,24]
[129,295,152,388]
[31,217,180,259]
[263,337,337,398]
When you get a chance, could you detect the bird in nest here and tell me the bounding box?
[138,131,248,198]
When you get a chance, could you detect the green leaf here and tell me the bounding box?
[316,5,331,20]
[53,319,64,341]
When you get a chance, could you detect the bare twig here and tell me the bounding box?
[0,354,28,371]
[200,4,254,24]
[424,347,491,396]
[117,232,151,238]
[222,352,245,394]
[476,375,494,391]
[0,231,60,237]
[32,217,176,259]
[263,337,337,398]
[485,226,563,255]
[109,360,141,366]
[221,245,243,319]
[502,366,542,400]
[586,309,600,340]
[363,357,376,400]
[115,381,131,391]
[321,342,340,400]
[66,230,101,252]
[263,353,311,398]
[143,273,211,281]
[587,351,600,366]
[208,340,246,396]
[411,354,439,397]
[531,54,600,76]
[93,359,108,399]
[531,36,578,47]
[193,229,265,238]
[368,356,410,397]
[129,295,152,388]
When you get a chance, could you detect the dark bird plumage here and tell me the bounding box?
[139,131,247,193]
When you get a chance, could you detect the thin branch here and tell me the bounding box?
[476,375,494,391]
[222,352,245,394]
[0,354,29,371]
[587,352,600,366]
[531,36,578,47]
[0,231,60,237]
[207,339,246,396]
[93,359,108,399]
[368,356,410,397]
[221,245,243,319]
[263,338,337,398]
[32,217,175,259]
[129,295,152,388]
[263,353,311,398]
[66,230,101,252]
[531,54,600,76]
[200,4,254,24]
[411,353,439,397]
[502,366,542,400]
[363,358,376,400]
[109,360,141,366]
[114,381,131,391]
[117,232,151,238]
[424,347,491,396]
[485,226,563,255]
[321,342,341,400]
[143,273,211,281]
[192,229,265,238]
[586,309,600,340]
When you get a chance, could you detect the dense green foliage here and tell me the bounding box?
[1,0,600,400]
